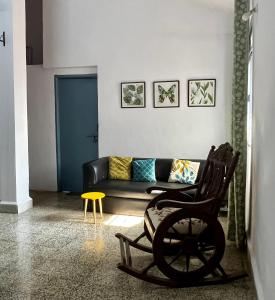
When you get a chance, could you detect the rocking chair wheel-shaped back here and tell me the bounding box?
[115,143,247,287]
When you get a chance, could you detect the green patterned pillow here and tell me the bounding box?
[108,156,132,180]
[168,159,200,184]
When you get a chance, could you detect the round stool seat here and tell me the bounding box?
[81,192,105,201]
[81,192,106,223]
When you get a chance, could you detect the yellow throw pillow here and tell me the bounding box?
[109,156,133,180]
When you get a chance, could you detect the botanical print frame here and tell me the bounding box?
[153,80,180,108]
[121,81,146,108]
[188,79,216,107]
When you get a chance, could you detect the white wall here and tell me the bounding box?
[0,4,16,203]
[27,66,97,191]
[248,0,275,299]
[28,0,234,190]
[0,0,31,212]
[13,0,31,205]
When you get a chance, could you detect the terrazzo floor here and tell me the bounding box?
[0,191,256,300]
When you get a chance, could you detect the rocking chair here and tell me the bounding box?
[115,143,247,287]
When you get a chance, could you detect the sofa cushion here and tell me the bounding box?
[90,180,195,200]
[133,159,156,182]
[147,207,207,234]
[108,156,132,180]
[168,159,185,183]
[153,158,205,182]
[182,161,200,184]
[168,159,200,184]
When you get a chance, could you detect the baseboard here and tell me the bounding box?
[247,241,264,300]
[0,197,33,214]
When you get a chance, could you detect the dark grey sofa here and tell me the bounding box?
[83,157,206,216]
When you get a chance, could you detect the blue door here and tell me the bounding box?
[55,75,98,193]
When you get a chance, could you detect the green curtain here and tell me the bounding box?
[227,0,249,247]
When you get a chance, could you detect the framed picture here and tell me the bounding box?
[153,80,180,108]
[188,79,216,107]
[121,81,146,108]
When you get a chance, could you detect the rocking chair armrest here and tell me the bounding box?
[156,197,217,210]
[146,184,199,194]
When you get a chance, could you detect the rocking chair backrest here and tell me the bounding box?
[194,143,240,215]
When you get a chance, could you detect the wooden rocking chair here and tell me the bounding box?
[115,143,247,287]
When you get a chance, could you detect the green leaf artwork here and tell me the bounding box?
[121,82,145,107]
[188,79,216,107]
[127,85,136,91]
[136,85,143,94]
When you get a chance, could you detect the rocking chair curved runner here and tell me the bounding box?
[115,143,247,287]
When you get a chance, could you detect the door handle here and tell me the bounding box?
[86,135,98,143]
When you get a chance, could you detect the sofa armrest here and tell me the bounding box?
[83,157,109,191]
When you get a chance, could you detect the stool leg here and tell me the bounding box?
[93,200,96,224]
[99,199,103,219]
[84,199,88,219]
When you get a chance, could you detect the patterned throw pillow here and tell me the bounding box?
[132,159,156,182]
[108,156,133,180]
[168,159,200,184]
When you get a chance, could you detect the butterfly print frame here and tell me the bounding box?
[153,80,180,108]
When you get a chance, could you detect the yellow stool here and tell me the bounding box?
[81,192,105,224]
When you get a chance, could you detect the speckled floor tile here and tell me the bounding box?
[0,252,16,269]
[0,191,257,300]
[0,290,31,300]
[0,266,51,295]
[0,214,19,225]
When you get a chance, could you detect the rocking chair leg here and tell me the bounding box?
[216,263,228,278]
[119,236,127,265]
[133,231,146,243]
[115,233,153,253]
[125,240,132,267]
[141,261,156,274]
[116,232,248,288]
[195,250,219,278]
